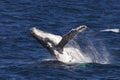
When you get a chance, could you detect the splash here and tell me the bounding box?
[68,34,110,64]
[100,28,120,33]
[80,39,110,64]
[64,40,92,64]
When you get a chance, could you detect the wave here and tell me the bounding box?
[100,29,120,33]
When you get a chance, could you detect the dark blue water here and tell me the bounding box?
[0,0,120,80]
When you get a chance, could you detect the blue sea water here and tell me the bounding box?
[0,0,120,80]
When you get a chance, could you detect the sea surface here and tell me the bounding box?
[0,0,120,80]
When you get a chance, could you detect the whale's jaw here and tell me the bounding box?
[30,27,62,56]
[30,25,88,64]
[30,27,62,45]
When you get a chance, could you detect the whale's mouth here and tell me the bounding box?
[30,27,39,38]
[30,27,43,37]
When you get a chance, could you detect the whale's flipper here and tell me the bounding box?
[57,25,87,50]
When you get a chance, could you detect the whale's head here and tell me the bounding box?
[30,27,44,38]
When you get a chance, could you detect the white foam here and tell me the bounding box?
[100,29,120,33]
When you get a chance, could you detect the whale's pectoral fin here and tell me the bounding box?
[57,25,87,50]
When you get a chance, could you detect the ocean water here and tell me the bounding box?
[0,0,120,80]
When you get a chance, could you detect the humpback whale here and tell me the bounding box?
[30,25,90,64]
